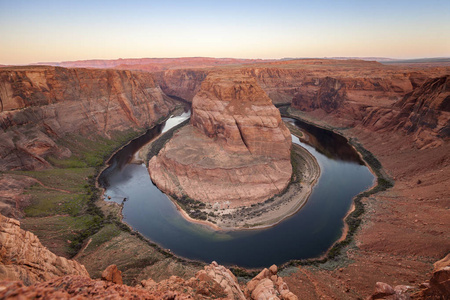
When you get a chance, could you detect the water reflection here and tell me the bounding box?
[283,117,363,164]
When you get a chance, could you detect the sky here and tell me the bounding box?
[1,0,449,65]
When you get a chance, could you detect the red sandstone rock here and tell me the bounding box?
[0,261,298,299]
[140,261,245,299]
[191,71,291,158]
[149,71,292,207]
[0,214,89,285]
[101,264,123,285]
[370,282,396,299]
[0,66,176,171]
[245,265,298,300]
[413,253,450,299]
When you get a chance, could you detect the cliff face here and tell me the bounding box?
[0,214,88,285]
[359,75,450,148]
[149,72,292,208]
[191,71,291,158]
[242,60,435,105]
[152,59,441,109]
[153,68,209,102]
[0,66,175,170]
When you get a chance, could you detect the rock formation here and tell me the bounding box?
[0,217,298,299]
[0,214,89,285]
[411,253,450,299]
[362,75,450,149]
[149,71,292,207]
[153,68,209,102]
[141,261,246,299]
[245,264,298,300]
[0,174,36,218]
[101,264,123,285]
[0,261,299,300]
[0,66,176,170]
[1,59,449,299]
[367,254,450,299]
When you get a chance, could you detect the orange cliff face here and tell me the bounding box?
[149,71,292,208]
[152,68,209,102]
[0,66,176,171]
[0,214,89,284]
[362,75,450,149]
[153,59,447,107]
[191,71,291,158]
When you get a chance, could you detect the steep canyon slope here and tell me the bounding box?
[0,214,89,284]
[0,66,176,171]
[149,71,292,208]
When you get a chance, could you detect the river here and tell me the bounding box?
[99,112,374,268]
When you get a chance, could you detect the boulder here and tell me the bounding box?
[101,264,123,285]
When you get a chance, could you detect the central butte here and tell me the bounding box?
[149,71,292,208]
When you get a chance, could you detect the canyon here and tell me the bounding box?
[0,59,449,299]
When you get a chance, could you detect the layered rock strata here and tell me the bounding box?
[361,75,450,149]
[0,262,299,300]
[0,66,175,170]
[0,223,299,300]
[0,214,89,284]
[149,72,292,208]
[245,264,298,300]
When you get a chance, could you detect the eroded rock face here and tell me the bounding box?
[191,72,291,158]
[101,264,123,285]
[141,261,245,300]
[0,66,175,171]
[0,276,167,300]
[361,75,450,149]
[245,264,298,300]
[149,72,292,207]
[153,68,209,102]
[0,261,298,299]
[0,174,36,218]
[411,253,450,299]
[0,214,89,285]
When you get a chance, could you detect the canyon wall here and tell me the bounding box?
[244,60,431,105]
[0,66,176,170]
[0,214,89,284]
[361,75,450,148]
[153,59,445,110]
[152,68,209,102]
[153,60,439,105]
[149,71,292,207]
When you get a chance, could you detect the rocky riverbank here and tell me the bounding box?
[167,142,320,231]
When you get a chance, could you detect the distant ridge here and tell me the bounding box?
[32,57,274,70]
[381,57,450,64]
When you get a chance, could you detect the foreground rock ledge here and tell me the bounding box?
[149,71,292,209]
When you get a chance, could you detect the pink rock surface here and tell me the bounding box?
[149,71,292,207]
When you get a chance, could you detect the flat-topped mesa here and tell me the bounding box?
[191,72,291,158]
[149,72,292,208]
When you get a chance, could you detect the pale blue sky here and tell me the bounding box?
[1,0,449,64]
